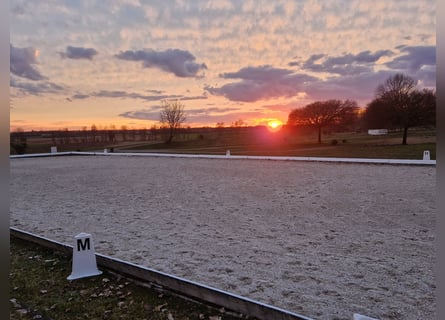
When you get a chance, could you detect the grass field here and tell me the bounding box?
[10,236,254,320]
[117,127,436,160]
[11,126,436,160]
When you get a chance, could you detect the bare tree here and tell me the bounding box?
[371,73,435,144]
[376,73,416,101]
[159,99,186,143]
[288,99,359,143]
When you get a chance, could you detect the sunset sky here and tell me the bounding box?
[10,0,436,131]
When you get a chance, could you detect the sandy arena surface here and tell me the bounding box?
[10,155,436,320]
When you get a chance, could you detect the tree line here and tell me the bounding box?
[160,72,435,145]
[287,73,436,144]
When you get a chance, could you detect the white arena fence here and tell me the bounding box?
[9,150,436,166]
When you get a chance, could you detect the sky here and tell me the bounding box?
[10,0,436,131]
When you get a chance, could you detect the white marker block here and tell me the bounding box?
[104,148,108,153]
[50,146,57,153]
[226,150,231,156]
[353,313,380,320]
[67,232,102,280]
[423,150,430,161]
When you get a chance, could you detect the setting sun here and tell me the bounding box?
[267,120,283,132]
[267,120,283,131]
[269,120,281,128]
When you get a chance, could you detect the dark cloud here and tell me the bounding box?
[205,65,317,102]
[220,65,294,80]
[178,95,208,101]
[59,46,98,60]
[72,94,89,99]
[82,90,181,101]
[355,50,394,63]
[119,106,163,121]
[115,48,207,78]
[186,106,240,115]
[10,44,46,80]
[300,50,393,75]
[119,105,259,125]
[146,89,164,94]
[385,45,435,72]
[10,77,65,96]
[70,90,207,102]
[206,45,435,106]
[302,53,325,65]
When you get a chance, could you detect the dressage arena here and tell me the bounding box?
[10,155,436,320]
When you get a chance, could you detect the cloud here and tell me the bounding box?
[71,90,180,101]
[303,70,402,104]
[72,93,90,99]
[206,45,435,105]
[178,95,208,101]
[119,107,162,121]
[70,89,207,102]
[205,65,318,102]
[298,50,393,75]
[115,48,207,78]
[119,105,240,122]
[10,77,65,96]
[186,106,240,115]
[10,44,46,80]
[59,46,98,60]
[385,45,435,72]
[119,104,265,126]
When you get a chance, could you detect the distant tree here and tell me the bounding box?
[81,126,88,143]
[121,125,128,141]
[139,127,147,141]
[60,128,70,144]
[10,127,27,154]
[159,99,186,144]
[367,73,436,144]
[128,127,136,141]
[231,119,245,127]
[91,124,98,143]
[107,124,116,143]
[288,99,359,143]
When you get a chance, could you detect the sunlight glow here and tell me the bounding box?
[267,119,283,133]
[268,120,282,129]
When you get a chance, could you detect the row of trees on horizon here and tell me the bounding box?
[155,72,435,145]
[287,73,435,145]
[11,73,435,150]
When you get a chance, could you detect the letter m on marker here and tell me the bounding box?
[77,238,91,251]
